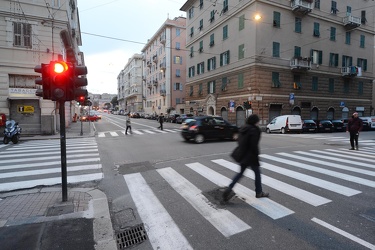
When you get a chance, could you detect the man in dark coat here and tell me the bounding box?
[346,112,363,150]
[223,114,269,202]
[158,113,164,130]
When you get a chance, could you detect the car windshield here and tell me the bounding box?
[304,120,315,123]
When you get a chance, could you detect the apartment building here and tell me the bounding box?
[0,0,84,134]
[117,54,143,113]
[141,17,187,115]
[180,0,374,126]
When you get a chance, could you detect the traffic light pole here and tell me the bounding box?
[59,101,68,202]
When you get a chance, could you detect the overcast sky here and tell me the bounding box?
[78,0,186,95]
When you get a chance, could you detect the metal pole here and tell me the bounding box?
[59,101,68,202]
[80,112,83,136]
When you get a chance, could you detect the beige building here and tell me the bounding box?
[117,54,143,113]
[141,17,187,115]
[0,0,84,134]
[181,0,374,126]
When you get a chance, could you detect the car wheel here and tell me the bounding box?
[232,132,239,141]
[266,128,270,134]
[281,127,286,134]
[194,134,204,143]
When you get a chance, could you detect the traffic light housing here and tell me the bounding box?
[243,101,252,109]
[34,63,51,99]
[50,60,72,101]
[73,65,88,102]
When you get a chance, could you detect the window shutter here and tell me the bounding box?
[213,81,216,93]
[318,51,323,64]
[173,83,176,90]
[227,51,230,64]
[220,54,223,66]
[207,83,210,93]
[207,59,211,71]
[364,59,367,71]
[349,57,352,66]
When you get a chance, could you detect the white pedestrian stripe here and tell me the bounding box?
[0,148,98,158]
[157,167,251,237]
[311,149,375,163]
[327,148,375,158]
[142,129,156,134]
[186,162,294,219]
[124,173,193,250]
[212,159,332,206]
[98,132,105,137]
[0,153,99,164]
[162,129,177,133]
[97,128,180,137]
[110,132,119,137]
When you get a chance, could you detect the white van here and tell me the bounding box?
[266,115,303,134]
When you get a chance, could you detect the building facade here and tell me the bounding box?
[141,17,187,116]
[117,54,143,113]
[0,0,84,134]
[180,0,374,126]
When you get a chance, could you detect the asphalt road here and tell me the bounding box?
[94,113,375,250]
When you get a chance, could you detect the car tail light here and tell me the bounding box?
[189,125,199,131]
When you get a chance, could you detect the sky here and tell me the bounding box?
[78,0,187,95]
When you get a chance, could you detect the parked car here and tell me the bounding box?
[302,119,317,133]
[342,118,349,130]
[181,116,239,143]
[167,114,180,123]
[330,119,345,132]
[359,117,371,131]
[266,115,303,134]
[316,119,333,132]
[176,114,194,124]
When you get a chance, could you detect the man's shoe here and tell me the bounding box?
[222,189,236,202]
[349,148,355,150]
[355,147,359,150]
[256,192,269,198]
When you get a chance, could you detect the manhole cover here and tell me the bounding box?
[116,223,148,249]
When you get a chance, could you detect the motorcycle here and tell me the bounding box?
[3,120,22,144]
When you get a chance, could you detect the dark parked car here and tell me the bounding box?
[302,120,317,133]
[316,119,333,132]
[167,114,180,123]
[342,118,349,130]
[330,119,345,132]
[176,114,194,124]
[181,116,239,143]
[359,117,371,131]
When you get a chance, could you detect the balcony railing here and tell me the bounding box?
[160,62,166,70]
[147,61,151,67]
[291,0,312,13]
[153,79,158,86]
[160,90,166,96]
[160,35,166,44]
[153,55,158,62]
[290,57,311,70]
[147,82,152,89]
[341,66,358,76]
[343,15,361,29]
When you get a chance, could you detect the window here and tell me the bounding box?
[174,56,182,64]
[272,42,280,57]
[293,75,301,90]
[273,12,280,28]
[311,49,323,64]
[176,98,181,104]
[189,86,194,96]
[209,34,215,47]
[188,66,195,77]
[175,42,180,50]
[13,22,31,48]
[272,72,281,88]
[295,17,301,33]
[313,22,320,37]
[199,19,203,31]
[358,81,363,95]
[312,76,318,91]
[238,44,245,59]
[331,1,338,14]
[197,62,204,74]
[223,25,228,40]
[329,53,339,67]
[345,32,351,45]
[329,78,334,93]
[342,55,352,67]
[199,0,203,9]
[199,41,203,53]
[361,11,367,24]
[222,0,228,13]
[360,35,365,48]
[357,58,367,71]
[343,79,349,93]
[190,46,194,57]
[207,57,216,71]
[238,73,244,88]
[330,27,336,41]
[314,0,320,9]
[346,6,351,15]
[176,28,180,37]
[239,15,245,31]
[294,46,301,57]
[207,81,216,94]
[198,83,203,95]
[190,27,194,37]
[174,83,183,91]
[210,10,215,23]
[188,7,194,19]
[220,50,230,66]
[221,77,228,91]
[176,69,181,77]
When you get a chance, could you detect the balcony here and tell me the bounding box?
[147,82,152,89]
[160,35,166,44]
[343,15,361,29]
[291,0,313,14]
[160,62,166,70]
[290,57,311,70]
[153,55,158,62]
[341,66,358,77]
[147,61,151,68]
[153,79,158,86]
[160,89,166,96]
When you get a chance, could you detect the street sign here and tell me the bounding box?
[17,105,35,113]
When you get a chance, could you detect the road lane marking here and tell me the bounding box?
[0,153,99,164]
[186,162,294,219]
[212,159,331,206]
[109,132,118,137]
[124,173,193,250]
[0,148,98,157]
[158,167,251,237]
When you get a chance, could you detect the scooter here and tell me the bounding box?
[3,120,22,144]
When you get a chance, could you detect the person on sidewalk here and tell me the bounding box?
[223,114,269,202]
[158,113,164,130]
[125,113,132,135]
[346,112,363,150]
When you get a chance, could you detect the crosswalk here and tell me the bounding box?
[0,138,103,192]
[122,146,375,249]
[97,128,180,138]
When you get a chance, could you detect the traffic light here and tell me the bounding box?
[34,63,51,99]
[72,65,88,102]
[243,101,252,109]
[50,60,72,101]
[248,101,252,109]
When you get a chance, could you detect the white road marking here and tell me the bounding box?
[109,132,119,137]
[0,148,98,158]
[0,153,99,164]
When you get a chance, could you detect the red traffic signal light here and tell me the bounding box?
[50,60,72,101]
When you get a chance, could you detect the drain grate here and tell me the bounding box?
[116,223,148,249]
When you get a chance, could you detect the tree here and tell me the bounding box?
[111,96,118,107]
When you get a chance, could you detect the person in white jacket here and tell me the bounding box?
[125,113,132,134]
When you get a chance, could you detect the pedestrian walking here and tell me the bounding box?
[158,113,164,130]
[223,114,269,202]
[346,112,363,150]
[125,113,132,134]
